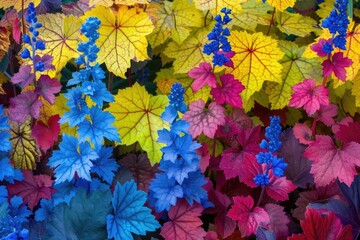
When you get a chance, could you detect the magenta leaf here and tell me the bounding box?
[304,135,360,187]
[11,65,35,88]
[227,195,270,237]
[182,99,225,138]
[335,121,360,144]
[210,74,244,108]
[322,52,353,81]
[34,75,62,104]
[9,91,43,123]
[314,103,338,126]
[264,204,290,239]
[188,62,217,92]
[197,142,210,173]
[289,78,329,116]
[31,115,61,151]
[310,38,331,57]
[293,123,313,145]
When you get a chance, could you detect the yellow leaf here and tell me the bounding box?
[163,29,213,74]
[266,41,322,109]
[276,11,319,37]
[107,83,169,164]
[36,14,81,74]
[10,117,41,169]
[0,0,40,11]
[88,0,114,7]
[316,0,335,20]
[84,5,154,78]
[114,0,149,5]
[227,31,284,107]
[352,72,360,107]
[89,0,148,6]
[146,0,203,48]
[193,0,246,15]
[232,0,273,31]
[266,0,296,12]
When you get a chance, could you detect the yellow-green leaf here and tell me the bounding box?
[107,83,169,164]
[267,0,296,12]
[193,0,246,15]
[276,11,319,37]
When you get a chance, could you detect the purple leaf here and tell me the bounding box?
[11,65,35,88]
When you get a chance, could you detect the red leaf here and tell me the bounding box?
[304,135,360,187]
[7,170,55,210]
[227,196,270,237]
[188,62,217,92]
[31,115,61,151]
[34,75,61,104]
[289,78,329,116]
[12,17,21,44]
[160,199,206,240]
[9,91,43,123]
[264,204,289,240]
[183,99,225,138]
[210,74,244,108]
[288,208,353,240]
[335,121,360,144]
[11,65,35,88]
[322,52,353,81]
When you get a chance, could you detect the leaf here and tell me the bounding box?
[48,189,112,240]
[11,65,35,88]
[107,82,169,164]
[288,208,353,240]
[107,180,160,240]
[10,117,41,169]
[266,41,322,110]
[314,103,338,126]
[31,115,61,151]
[90,146,119,184]
[275,11,318,37]
[227,195,270,237]
[266,0,296,11]
[36,14,81,74]
[211,73,245,108]
[182,99,226,138]
[188,62,217,91]
[84,5,154,78]
[119,153,159,192]
[48,134,98,183]
[227,31,284,107]
[193,0,246,15]
[264,204,290,239]
[51,94,77,136]
[147,0,203,48]
[322,52,353,81]
[304,135,360,187]
[335,122,360,144]
[163,29,213,74]
[0,28,10,62]
[0,0,41,11]
[160,199,206,240]
[7,170,55,210]
[9,91,43,123]
[34,75,62,105]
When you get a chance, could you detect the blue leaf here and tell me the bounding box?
[160,157,198,184]
[52,181,77,206]
[90,80,114,106]
[34,199,54,222]
[106,180,160,240]
[0,186,7,204]
[182,170,208,206]
[91,147,119,184]
[8,196,31,225]
[0,157,14,181]
[59,88,89,127]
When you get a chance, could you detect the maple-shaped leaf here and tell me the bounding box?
[227,31,284,106]
[84,5,154,78]
[10,117,41,169]
[34,75,61,104]
[90,147,119,185]
[289,78,330,116]
[264,204,290,239]
[9,91,43,123]
[304,135,360,187]
[163,29,213,74]
[188,62,217,92]
[31,115,60,152]
[219,125,261,180]
[7,170,55,210]
[193,0,246,15]
[119,153,159,192]
[0,0,40,11]
[335,121,360,144]
[0,9,20,43]
[182,99,225,138]
[107,180,160,240]
[107,83,169,164]
[36,14,81,74]
[275,11,318,37]
[228,195,270,237]
[288,207,353,240]
[314,103,338,126]
[11,65,34,88]
[266,41,322,110]
[160,199,206,240]
[147,0,203,48]
[322,52,353,81]
[48,134,98,183]
[211,74,245,108]
[266,0,296,11]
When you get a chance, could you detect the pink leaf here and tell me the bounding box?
[210,74,245,108]
[9,91,43,123]
[160,199,206,240]
[11,65,35,88]
[227,196,270,237]
[34,75,62,104]
[335,121,360,144]
[288,208,353,240]
[293,123,313,145]
[12,17,21,44]
[31,115,61,151]
[220,51,235,68]
[188,62,217,92]
[322,52,353,81]
[183,99,225,138]
[304,135,360,187]
[197,143,210,173]
[7,170,55,210]
[331,116,353,135]
[264,204,290,240]
[310,38,331,57]
[289,78,330,116]
[205,231,218,240]
[314,104,338,126]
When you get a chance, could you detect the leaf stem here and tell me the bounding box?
[256,186,265,207]
[108,72,113,92]
[311,118,318,138]
[21,0,26,36]
[204,10,209,27]
[267,8,276,36]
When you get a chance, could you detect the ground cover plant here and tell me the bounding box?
[0,0,360,239]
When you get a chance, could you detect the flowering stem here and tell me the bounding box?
[322,76,328,86]
[348,0,353,18]
[21,0,26,35]
[267,8,276,36]
[311,118,318,138]
[256,186,265,207]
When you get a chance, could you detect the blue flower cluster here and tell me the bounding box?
[203,8,232,67]
[149,83,210,212]
[322,0,349,53]
[254,116,288,186]
[20,2,46,72]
